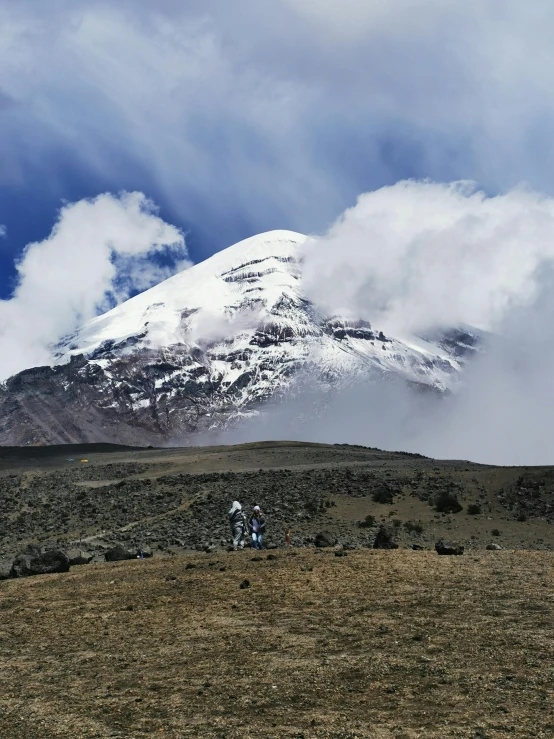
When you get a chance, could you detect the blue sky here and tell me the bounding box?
[2,2,554,332]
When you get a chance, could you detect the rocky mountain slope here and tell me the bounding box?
[0,230,481,445]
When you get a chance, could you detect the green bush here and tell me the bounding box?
[358,514,376,529]
[467,503,482,515]
[491,528,501,536]
[435,491,463,514]
[372,488,394,504]
[404,521,424,534]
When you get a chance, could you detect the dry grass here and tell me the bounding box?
[1,550,554,738]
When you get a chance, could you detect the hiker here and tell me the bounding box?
[249,505,266,550]
[228,501,247,550]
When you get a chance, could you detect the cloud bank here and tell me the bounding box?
[213,180,554,465]
[0,191,188,379]
[302,180,554,335]
[3,1,554,248]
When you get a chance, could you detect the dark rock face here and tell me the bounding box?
[66,549,94,566]
[0,558,13,580]
[11,547,70,577]
[104,545,135,562]
[373,525,399,550]
[435,540,464,556]
[315,531,337,548]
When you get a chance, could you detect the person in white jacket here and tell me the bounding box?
[228,501,247,550]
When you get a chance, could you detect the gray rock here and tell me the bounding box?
[0,558,13,580]
[435,539,464,556]
[66,549,94,566]
[373,525,399,550]
[11,548,70,577]
[315,531,337,548]
[104,545,135,562]
[486,543,502,551]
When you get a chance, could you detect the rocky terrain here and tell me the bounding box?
[0,441,553,568]
[0,441,554,737]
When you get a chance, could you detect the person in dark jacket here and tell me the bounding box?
[228,501,247,550]
[249,505,266,550]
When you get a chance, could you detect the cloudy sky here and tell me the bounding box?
[3,1,554,375]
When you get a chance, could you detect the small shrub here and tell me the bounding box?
[392,518,402,528]
[404,521,424,534]
[516,512,527,522]
[491,528,501,536]
[467,503,482,515]
[372,488,394,505]
[305,499,322,514]
[435,491,463,514]
[358,514,376,529]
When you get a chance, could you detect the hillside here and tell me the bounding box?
[0,441,553,559]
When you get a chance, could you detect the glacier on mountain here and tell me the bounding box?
[0,230,481,445]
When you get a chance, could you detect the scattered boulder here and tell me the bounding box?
[11,548,70,578]
[239,579,250,589]
[66,549,94,566]
[373,525,399,550]
[334,550,348,557]
[141,546,153,558]
[315,531,337,548]
[435,539,464,556]
[0,558,13,580]
[411,544,425,551]
[486,543,502,551]
[104,545,135,562]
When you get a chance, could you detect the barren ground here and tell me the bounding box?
[1,548,554,738]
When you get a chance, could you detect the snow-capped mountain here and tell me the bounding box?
[0,230,481,445]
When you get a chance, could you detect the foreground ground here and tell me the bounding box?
[1,548,554,738]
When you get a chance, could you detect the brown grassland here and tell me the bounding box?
[1,547,553,739]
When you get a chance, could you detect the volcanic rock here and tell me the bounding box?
[435,540,464,556]
[315,531,337,548]
[104,545,135,562]
[11,548,70,577]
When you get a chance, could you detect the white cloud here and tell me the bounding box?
[220,180,554,465]
[0,225,6,238]
[0,191,188,380]
[4,1,554,238]
[302,180,554,335]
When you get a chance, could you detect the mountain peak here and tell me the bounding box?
[0,230,478,445]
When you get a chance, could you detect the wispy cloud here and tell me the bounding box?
[0,191,188,380]
[2,1,554,244]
